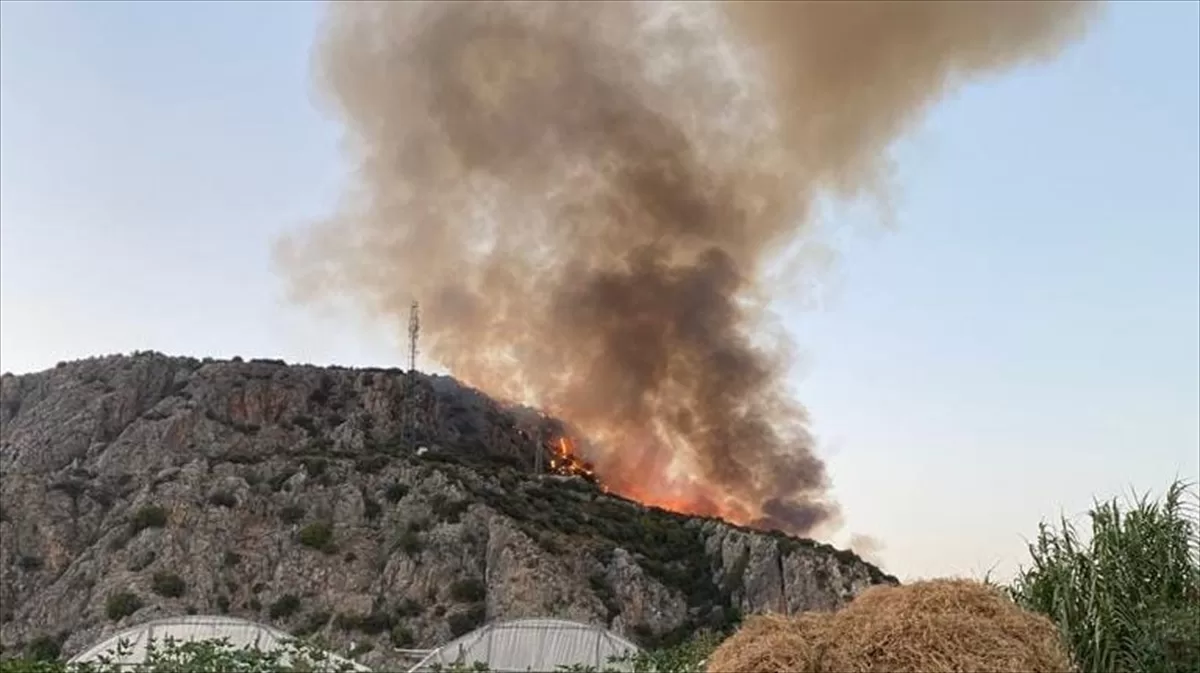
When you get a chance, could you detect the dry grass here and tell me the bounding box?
[707,579,1074,673]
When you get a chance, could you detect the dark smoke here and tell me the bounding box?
[277,0,1097,536]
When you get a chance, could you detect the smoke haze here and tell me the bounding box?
[277,0,1097,536]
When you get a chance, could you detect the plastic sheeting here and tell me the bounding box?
[67,615,369,671]
[408,618,641,672]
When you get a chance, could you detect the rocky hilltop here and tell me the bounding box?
[0,353,895,669]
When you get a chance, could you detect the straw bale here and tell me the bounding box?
[707,579,1074,673]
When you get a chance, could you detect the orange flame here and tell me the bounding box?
[547,436,599,482]
[552,430,759,524]
[542,431,765,523]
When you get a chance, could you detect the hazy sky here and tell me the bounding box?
[1,0,1196,582]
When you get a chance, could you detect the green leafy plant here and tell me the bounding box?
[389,625,415,648]
[384,482,409,503]
[0,635,362,672]
[150,573,185,598]
[297,522,335,553]
[1009,479,1200,673]
[446,604,486,638]
[448,578,487,603]
[24,636,61,663]
[104,591,143,621]
[269,595,302,621]
[128,506,168,535]
[397,529,423,555]
[207,491,238,508]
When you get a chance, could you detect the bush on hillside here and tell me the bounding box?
[207,491,238,508]
[128,506,168,535]
[447,604,486,638]
[297,521,335,553]
[105,591,143,621]
[24,636,61,663]
[150,572,186,598]
[449,578,487,603]
[384,482,409,503]
[269,594,302,621]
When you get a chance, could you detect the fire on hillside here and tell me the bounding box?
[548,436,596,481]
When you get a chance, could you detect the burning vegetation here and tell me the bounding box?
[278,1,1098,537]
[549,436,597,481]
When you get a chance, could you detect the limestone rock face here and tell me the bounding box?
[0,353,896,670]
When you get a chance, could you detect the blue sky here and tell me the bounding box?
[1,0,1196,582]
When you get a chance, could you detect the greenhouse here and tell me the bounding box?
[67,615,370,671]
[406,618,642,672]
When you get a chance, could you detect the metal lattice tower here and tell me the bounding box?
[404,300,421,448]
[408,300,420,373]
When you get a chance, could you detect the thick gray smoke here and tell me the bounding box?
[277,0,1097,535]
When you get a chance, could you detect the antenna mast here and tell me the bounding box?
[408,300,420,372]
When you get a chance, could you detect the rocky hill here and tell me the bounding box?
[0,353,895,669]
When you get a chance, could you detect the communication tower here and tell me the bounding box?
[408,300,420,372]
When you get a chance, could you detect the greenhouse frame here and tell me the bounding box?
[406,618,642,672]
[66,615,370,671]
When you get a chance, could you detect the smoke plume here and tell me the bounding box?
[277,1,1096,536]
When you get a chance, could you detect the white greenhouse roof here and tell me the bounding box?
[407,618,641,673]
[68,615,369,671]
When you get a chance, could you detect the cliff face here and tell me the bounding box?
[0,353,895,669]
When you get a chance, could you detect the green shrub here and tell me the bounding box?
[294,611,331,637]
[611,631,723,673]
[16,555,43,571]
[128,505,168,534]
[1010,479,1200,673]
[0,635,363,673]
[150,572,186,598]
[222,550,242,568]
[430,495,469,523]
[302,458,327,478]
[25,635,61,662]
[268,594,301,620]
[333,611,392,635]
[447,604,486,637]
[297,521,335,553]
[449,578,487,603]
[384,482,409,503]
[390,625,415,648]
[397,529,423,555]
[105,591,143,621]
[363,496,382,521]
[215,595,231,614]
[207,491,237,508]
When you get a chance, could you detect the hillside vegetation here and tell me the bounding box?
[0,353,891,671]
